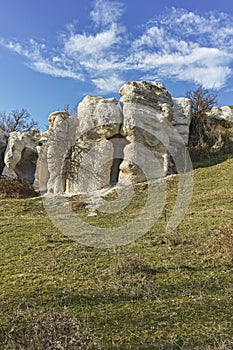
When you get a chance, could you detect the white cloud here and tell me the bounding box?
[1,4,233,93]
[90,0,124,27]
[31,61,83,80]
[64,24,120,56]
[0,37,83,80]
[129,8,233,88]
[177,66,231,89]
[92,74,125,92]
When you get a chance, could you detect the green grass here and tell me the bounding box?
[0,157,233,349]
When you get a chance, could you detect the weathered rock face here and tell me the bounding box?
[3,130,39,183]
[77,96,122,139]
[0,126,8,176]
[119,81,173,183]
[0,81,201,194]
[65,96,123,193]
[34,111,78,194]
[205,106,233,152]
[172,98,191,146]
[33,136,49,193]
[35,81,193,194]
[208,106,233,122]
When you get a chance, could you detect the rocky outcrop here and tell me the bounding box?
[208,106,233,122]
[5,81,233,195]
[65,96,123,193]
[34,111,78,194]
[205,106,233,152]
[2,81,192,193]
[172,98,191,146]
[118,81,174,183]
[3,130,39,183]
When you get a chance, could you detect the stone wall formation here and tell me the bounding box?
[1,81,233,195]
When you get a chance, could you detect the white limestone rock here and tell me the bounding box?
[119,81,173,182]
[32,81,195,194]
[208,106,233,123]
[205,106,233,152]
[3,130,39,183]
[33,136,49,193]
[76,140,114,193]
[35,111,78,194]
[77,96,123,139]
[172,98,191,146]
[65,97,123,193]
[119,143,165,184]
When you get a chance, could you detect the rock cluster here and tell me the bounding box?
[2,129,39,183]
[205,106,233,152]
[1,80,231,195]
[0,81,192,193]
[44,81,192,194]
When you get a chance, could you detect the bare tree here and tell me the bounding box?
[186,85,218,114]
[0,108,38,133]
[186,86,218,148]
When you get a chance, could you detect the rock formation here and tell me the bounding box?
[1,80,232,195]
[172,98,191,146]
[63,81,191,192]
[3,129,39,183]
[208,106,233,122]
[119,81,173,183]
[34,111,78,194]
[65,96,123,193]
[205,106,233,152]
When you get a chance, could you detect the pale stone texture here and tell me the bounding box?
[75,140,114,193]
[119,81,173,183]
[172,98,191,146]
[205,106,233,152]
[77,96,122,139]
[65,96,123,193]
[3,130,39,183]
[208,106,233,123]
[1,82,194,193]
[34,111,78,194]
[33,136,49,193]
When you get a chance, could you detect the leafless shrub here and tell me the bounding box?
[111,253,157,300]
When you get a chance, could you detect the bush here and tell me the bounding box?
[0,179,38,199]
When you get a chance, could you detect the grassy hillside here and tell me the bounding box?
[0,156,233,349]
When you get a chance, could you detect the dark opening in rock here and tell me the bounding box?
[0,144,7,176]
[108,134,129,187]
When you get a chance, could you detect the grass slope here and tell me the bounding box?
[0,157,233,349]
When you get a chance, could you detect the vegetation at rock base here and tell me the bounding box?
[0,179,38,199]
[0,155,233,349]
[186,86,233,161]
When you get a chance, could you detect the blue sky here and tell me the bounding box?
[0,0,233,127]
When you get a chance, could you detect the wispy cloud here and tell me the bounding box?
[90,0,125,27]
[1,2,233,92]
[64,24,121,56]
[92,74,125,92]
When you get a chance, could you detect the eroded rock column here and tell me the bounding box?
[118,81,173,184]
[66,96,123,193]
